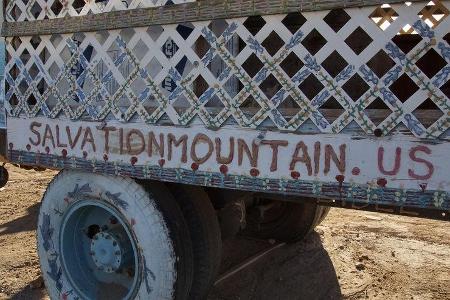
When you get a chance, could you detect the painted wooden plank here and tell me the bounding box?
[2,0,427,36]
[4,0,195,23]
[7,117,450,192]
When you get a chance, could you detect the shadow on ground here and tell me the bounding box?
[8,285,47,300]
[6,231,340,300]
[0,202,40,236]
[209,232,341,300]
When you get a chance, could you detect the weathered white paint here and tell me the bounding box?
[8,117,450,192]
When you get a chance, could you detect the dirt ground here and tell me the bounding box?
[0,165,449,300]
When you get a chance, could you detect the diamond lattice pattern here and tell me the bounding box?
[4,1,450,138]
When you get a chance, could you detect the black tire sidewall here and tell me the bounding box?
[169,184,222,300]
[245,200,326,242]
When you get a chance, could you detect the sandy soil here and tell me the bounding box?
[0,165,449,300]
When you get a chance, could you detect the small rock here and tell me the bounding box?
[356,263,366,271]
[365,215,382,221]
[339,245,345,250]
[359,255,369,261]
[391,251,395,257]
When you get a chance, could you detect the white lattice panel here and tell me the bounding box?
[5,1,450,138]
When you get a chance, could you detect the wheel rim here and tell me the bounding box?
[60,200,141,299]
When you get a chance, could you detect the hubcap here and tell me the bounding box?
[90,232,122,273]
[60,200,140,299]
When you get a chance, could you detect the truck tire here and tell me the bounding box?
[244,198,330,243]
[318,205,331,225]
[37,170,193,300]
[168,184,222,300]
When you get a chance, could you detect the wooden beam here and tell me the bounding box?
[2,0,425,37]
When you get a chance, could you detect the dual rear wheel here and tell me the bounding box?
[37,171,329,299]
[37,170,220,300]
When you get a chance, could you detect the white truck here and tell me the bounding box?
[0,0,449,298]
